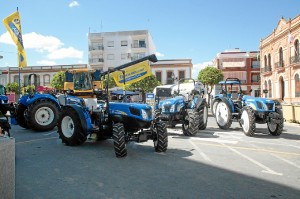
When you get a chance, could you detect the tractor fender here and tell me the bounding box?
[62,104,92,134]
[219,97,235,113]
[26,94,60,108]
[111,114,123,123]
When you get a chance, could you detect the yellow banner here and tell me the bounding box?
[112,60,151,87]
[3,11,27,68]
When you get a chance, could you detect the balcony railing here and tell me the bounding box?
[89,58,104,63]
[89,46,104,51]
[290,55,300,64]
[275,60,284,68]
[261,66,272,73]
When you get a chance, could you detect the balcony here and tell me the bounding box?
[275,60,285,72]
[261,66,272,76]
[89,58,104,64]
[89,46,104,51]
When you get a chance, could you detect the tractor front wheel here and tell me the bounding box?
[153,122,168,152]
[240,106,256,136]
[199,101,208,130]
[182,110,200,136]
[267,108,284,136]
[27,99,59,131]
[15,104,29,129]
[112,123,127,158]
[215,101,232,129]
[57,107,87,146]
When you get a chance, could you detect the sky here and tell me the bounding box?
[0,0,299,78]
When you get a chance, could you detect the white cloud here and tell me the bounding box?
[69,1,80,7]
[37,60,56,65]
[47,47,83,59]
[155,52,165,57]
[192,61,213,79]
[0,31,83,61]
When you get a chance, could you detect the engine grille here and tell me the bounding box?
[163,104,171,111]
[129,107,140,116]
[266,103,274,110]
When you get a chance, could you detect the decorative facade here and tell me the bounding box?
[260,15,300,103]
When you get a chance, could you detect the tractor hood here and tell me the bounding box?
[242,95,275,111]
[158,96,184,108]
[109,102,153,121]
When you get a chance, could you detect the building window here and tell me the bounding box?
[43,74,50,86]
[295,73,300,97]
[268,54,271,70]
[121,40,128,46]
[279,47,283,67]
[251,74,260,82]
[121,53,127,60]
[295,39,299,62]
[132,40,146,48]
[155,71,162,83]
[132,53,145,61]
[264,80,268,98]
[264,55,267,67]
[166,71,174,84]
[268,80,272,98]
[179,71,185,80]
[107,41,114,47]
[254,90,260,97]
[107,54,114,60]
[89,42,104,50]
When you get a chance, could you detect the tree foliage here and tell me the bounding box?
[50,71,65,91]
[197,66,223,94]
[6,82,20,94]
[126,75,160,101]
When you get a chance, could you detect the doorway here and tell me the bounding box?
[279,76,284,101]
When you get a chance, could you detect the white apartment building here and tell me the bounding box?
[88,30,156,71]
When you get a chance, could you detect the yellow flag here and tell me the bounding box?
[112,60,152,87]
[3,11,27,68]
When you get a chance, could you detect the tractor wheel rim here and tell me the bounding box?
[61,116,74,138]
[35,107,54,126]
[241,110,250,132]
[268,121,277,132]
[216,102,228,126]
[213,102,218,115]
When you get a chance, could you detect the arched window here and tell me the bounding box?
[296,73,300,97]
[279,47,283,67]
[43,74,50,86]
[268,80,272,98]
[264,80,268,98]
[295,39,299,62]
[264,55,267,67]
[268,54,271,71]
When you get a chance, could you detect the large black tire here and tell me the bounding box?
[112,123,127,158]
[240,106,256,136]
[57,107,87,146]
[267,108,284,136]
[16,104,29,129]
[153,122,168,152]
[27,99,59,131]
[182,110,200,136]
[215,100,232,129]
[199,101,208,130]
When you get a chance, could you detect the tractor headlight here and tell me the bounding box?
[170,104,175,112]
[141,109,148,120]
[162,106,165,112]
[177,104,183,112]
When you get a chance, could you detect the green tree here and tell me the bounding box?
[126,75,160,102]
[198,66,223,106]
[51,71,65,91]
[6,82,20,94]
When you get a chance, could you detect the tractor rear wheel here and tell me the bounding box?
[199,101,208,130]
[182,110,200,136]
[240,106,256,136]
[57,107,87,146]
[113,123,127,158]
[16,104,29,129]
[215,101,232,129]
[27,99,59,131]
[267,108,283,136]
[153,122,168,152]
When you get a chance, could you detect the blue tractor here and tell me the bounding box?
[212,78,284,136]
[155,78,208,136]
[13,74,60,131]
[56,54,168,158]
